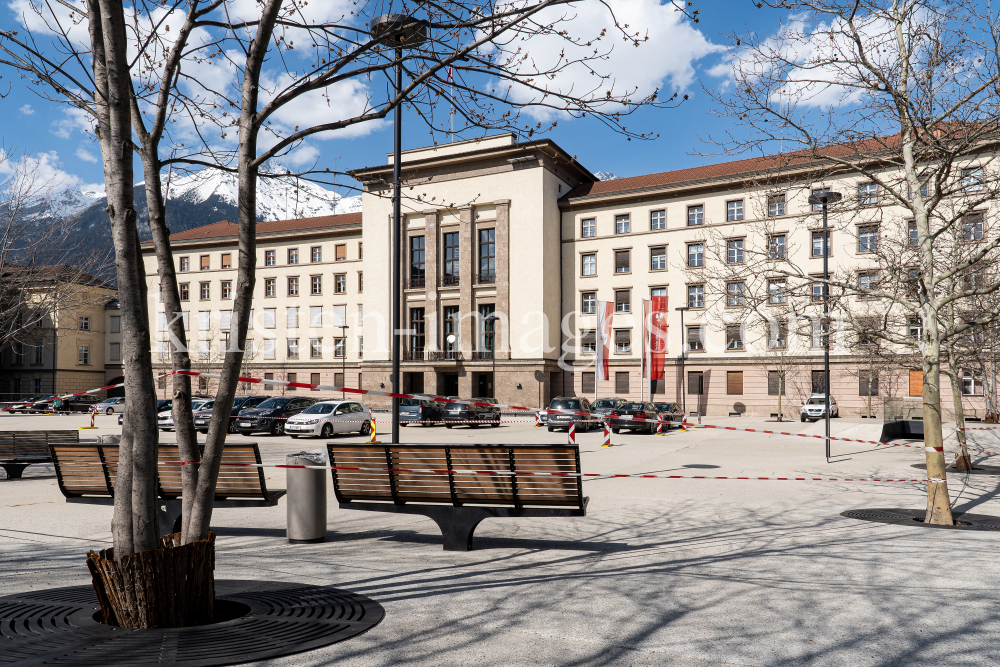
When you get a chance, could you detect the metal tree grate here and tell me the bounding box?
[842,508,1000,531]
[0,580,383,667]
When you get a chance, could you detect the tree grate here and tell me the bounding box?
[0,580,383,667]
[842,508,1000,531]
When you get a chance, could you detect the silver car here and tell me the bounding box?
[159,399,213,431]
[285,401,372,438]
[94,397,126,415]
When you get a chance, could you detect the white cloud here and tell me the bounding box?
[19,104,34,115]
[284,144,320,168]
[75,146,98,163]
[51,106,94,139]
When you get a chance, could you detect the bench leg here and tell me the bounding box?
[156,499,183,537]
[2,464,28,479]
[424,507,491,552]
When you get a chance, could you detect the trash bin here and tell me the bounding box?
[286,449,327,543]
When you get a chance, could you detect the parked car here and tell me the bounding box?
[286,401,373,438]
[801,395,839,422]
[545,397,596,432]
[64,395,102,412]
[94,397,126,415]
[609,402,661,434]
[121,399,172,425]
[7,397,40,413]
[399,398,445,426]
[159,399,213,431]
[443,397,501,428]
[193,395,272,434]
[591,398,627,421]
[654,402,682,429]
[236,396,317,436]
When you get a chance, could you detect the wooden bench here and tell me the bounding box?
[0,430,79,479]
[50,442,285,535]
[326,443,589,551]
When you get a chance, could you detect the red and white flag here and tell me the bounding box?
[648,295,668,381]
[596,300,614,382]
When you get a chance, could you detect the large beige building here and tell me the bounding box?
[141,134,991,417]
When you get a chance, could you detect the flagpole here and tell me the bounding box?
[640,300,646,403]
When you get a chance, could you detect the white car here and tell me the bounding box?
[801,394,839,422]
[159,399,214,431]
[94,397,126,415]
[285,401,372,438]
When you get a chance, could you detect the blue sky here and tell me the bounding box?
[1,0,781,196]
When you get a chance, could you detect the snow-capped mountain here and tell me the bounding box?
[594,171,619,181]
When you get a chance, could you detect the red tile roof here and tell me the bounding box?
[154,212,362,244]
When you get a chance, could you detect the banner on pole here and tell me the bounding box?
[648,295,668,382]
[596,300,613,382]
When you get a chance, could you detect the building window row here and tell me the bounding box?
[178,273,362,300]
[179,242,362,273]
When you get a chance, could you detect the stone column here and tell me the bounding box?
[494,199,510,360]
[459,207,474,357]
[424,210,439,351]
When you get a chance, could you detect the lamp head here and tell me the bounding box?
[371,14,428,48]
[808,191,843,205]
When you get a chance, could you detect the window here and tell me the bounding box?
[13,343,22,364]
[200,282,210,300]
[962,371,984,396]
[727,371,743,395]
[78,345,90,365]
[615,371,630,394]
[908,220,918,247]
[287,338,299,358]
[650,210,666,230]
[768,320,788,349]
[358,272,363,292]
[582,293,596,314]
[858,225,878,253]
[198,311,210,330]
[726,324,743,350]
[811,188,831,212]
[811,230,831,257]
[650,246,666,270]
[857,318,879,346]
[768,371,785,396]
[767,193,786,217]
[479,229,496,281]
[359,242,363,259]
[478,304,495,352]
[198,339,210,360]
[109,315,120,333]
[582,254,597,276]
[261,308,276,328]
[812,280,826,302]
[358,337,364,357]
[726,282,744,307]
[727,239,744,264]
[220,310,231,330]
[768,234,786,260]
[768,278,787,304]
[264,278,276,297]
[909,369,923,396]
[180,256,190,272]
[158,341,169,361]
[311,246,322,262]
[688,285,705,308]
[288,276,299,296]
[310,338,323,358]
[408,236,426,287]
[651,287,666,298]
[335,274,346,293]
[443,306,460,350]
[961,212,984,242]
[221,281,232,299]
[311,372,321,390]
[311,275,322,294]
[858,182,879,205]
[581,218,596,237]
[727,200,744,221]
[409,308,426,355]
[688,371,704,395]
[860,376,879,396]
[287,372,297,390]
[443,232,460,280]
[108,342,120,361]
[264,250,275,266]
[812,319,829,348]
[962,167,984,192]
[180,311,190,330]
[581,330,596,353]
[333,305,346,327]
[335,244,346,261]
[310,306,323,327]
[858,271,878,294]
[687,205,704,226]
[200,255,210,270]
[687,243,704,267]
[615,214,630,234]
[78,316,90,331]
[582,371,596,393]
[615,290,631,313]
[33,379,40,394]
[32,344,42,364]
[334,338,345,358]
[287,307,299,328]
[908,316,922,340]
[221,253,232,269]
[357,304,364,324]
[812,370,828,395]
[288,248,299,264]
[615,250,631,274]
[687,326,703,351]
[179,284,189,301]
[614,329,631,353]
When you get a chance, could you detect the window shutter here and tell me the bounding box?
[615,372,630,394]
[727,371,743,395]
[581,372,595,394]
[688,372,703,395]
[615,250,630,271]
[909,370,923,396]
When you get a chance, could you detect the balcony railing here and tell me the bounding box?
[477,271,496,284]
[402,348,425,361]
[427,349,464,361]
[441,274,460,287]
[472,349,494,360]
[408,275,426,289]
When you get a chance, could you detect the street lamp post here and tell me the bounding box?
[675,306,689,415]
[371,15,427,444]
[336,324,349,400]
[807,190,842,462]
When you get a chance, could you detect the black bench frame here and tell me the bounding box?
[1,431,80,479]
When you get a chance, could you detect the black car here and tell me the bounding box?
[236,397,317,436]
[654,402,682,429]
[399,398,445,426]
[443,397,501,428]
[609,402,660,434]
[64,395,101,412]
[545,397,596,432]
[194,395,272,434]
[591,398,626,421]
[119,398,172,425]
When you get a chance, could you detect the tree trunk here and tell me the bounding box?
[945,365,973,471]
[922,335,954,525]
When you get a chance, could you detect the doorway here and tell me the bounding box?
[476,372,494,398]
[404,372,424,394]
[440,373,459,397]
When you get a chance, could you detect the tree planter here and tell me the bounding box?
[86,532,215,628]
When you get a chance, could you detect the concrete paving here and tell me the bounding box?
[3,411,1000,666]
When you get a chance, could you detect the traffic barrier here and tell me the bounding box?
[601,420,613,447]
[568,422,576,446]
[80,407,98,430]
[367,416,381,444]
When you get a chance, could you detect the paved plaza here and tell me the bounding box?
[3,411,1000,666]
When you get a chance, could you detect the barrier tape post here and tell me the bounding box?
[79,406,99,430]
[367,416,381,444]
[534,412,542,427]
[655,418,664,437]
[601,420,613,447]
[568,421,576,446]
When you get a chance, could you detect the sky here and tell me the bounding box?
[0,0,783,198]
